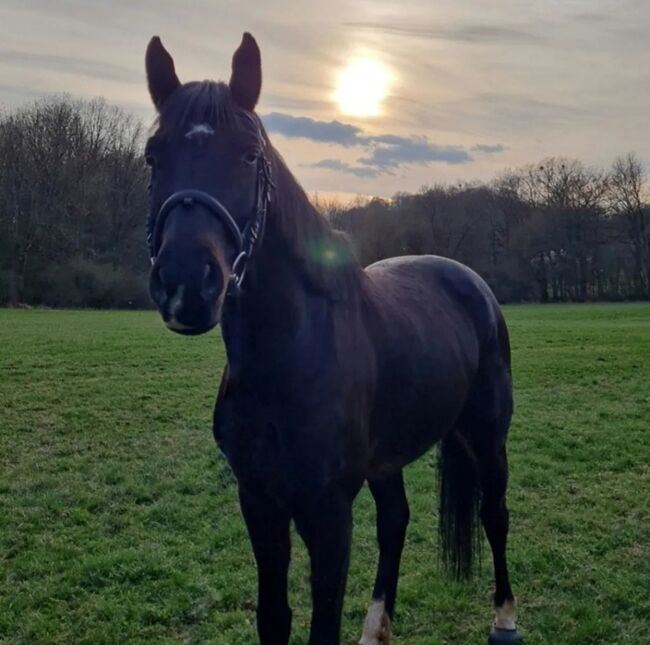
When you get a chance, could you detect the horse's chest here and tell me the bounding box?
[213,389,349,506]
[214,397,286,493]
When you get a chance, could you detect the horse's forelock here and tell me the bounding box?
[155,81,241,138]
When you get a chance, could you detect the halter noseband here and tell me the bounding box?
[146,154,273,296]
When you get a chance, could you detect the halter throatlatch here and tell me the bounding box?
[146,154,273,296]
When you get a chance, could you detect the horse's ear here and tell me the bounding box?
[146,36,180,111]
[229,33,262,111]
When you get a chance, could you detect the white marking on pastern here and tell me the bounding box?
[494,598,517,630]
[359,599,391,645]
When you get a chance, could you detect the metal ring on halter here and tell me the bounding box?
[229,251,249,292]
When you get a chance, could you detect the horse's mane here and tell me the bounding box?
[157,81,367,303]
[263,133,366,302]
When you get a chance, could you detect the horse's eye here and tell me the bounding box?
[145,154,155,167]
[242,151,258,165]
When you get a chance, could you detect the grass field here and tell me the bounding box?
[1,304,649,644]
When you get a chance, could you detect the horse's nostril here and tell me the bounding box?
[201,262,222,301]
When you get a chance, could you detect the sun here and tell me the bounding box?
[334,58,390,118]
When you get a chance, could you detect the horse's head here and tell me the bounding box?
[145,33,268,334]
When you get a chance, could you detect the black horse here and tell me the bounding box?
[144,33,521,645]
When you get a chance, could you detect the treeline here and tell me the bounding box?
[1,96,648,307]
[325,155,650,302]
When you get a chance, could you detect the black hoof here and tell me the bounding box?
[488,627,522,645]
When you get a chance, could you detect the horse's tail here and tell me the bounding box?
[437,431,482,579]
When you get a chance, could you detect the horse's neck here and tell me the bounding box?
[220,201,366,388]
[221,220,328,382]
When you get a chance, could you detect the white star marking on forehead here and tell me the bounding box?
[185,123,215,139]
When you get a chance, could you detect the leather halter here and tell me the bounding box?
[146,154,274,296]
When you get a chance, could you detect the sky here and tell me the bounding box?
[1,0,649,200]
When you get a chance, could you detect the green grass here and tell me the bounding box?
[1,304,649,644]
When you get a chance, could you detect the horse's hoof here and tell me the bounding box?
[488,626,522,644]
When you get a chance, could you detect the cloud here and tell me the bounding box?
[0,83,45,103]
[262,112,362,146]
[0,50,141,84]
[472,143,507,154]
[571,11,608,24]
[262,95,332,113]
[302,159,381,178]
[263,112,507,177]
[359,136,472,168]
[345,21,545,45]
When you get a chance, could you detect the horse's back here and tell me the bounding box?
[362,255,510,476]
[365,255,502,345]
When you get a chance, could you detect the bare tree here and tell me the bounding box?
[0,96,148,306]
[608,153,649,297]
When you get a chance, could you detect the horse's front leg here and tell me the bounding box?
[359,471,410,645]
[239,486,292,645]
[295,489,354,645]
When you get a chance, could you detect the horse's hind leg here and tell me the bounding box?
[359,470,410,645]
[461,371,521,644]
[477,439,520,644]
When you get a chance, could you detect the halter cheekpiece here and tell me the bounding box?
[146,153,274,297]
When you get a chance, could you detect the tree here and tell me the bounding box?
[608,154,649,297]
[0,96,149,307]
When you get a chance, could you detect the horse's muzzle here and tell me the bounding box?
[150,258,223,334]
